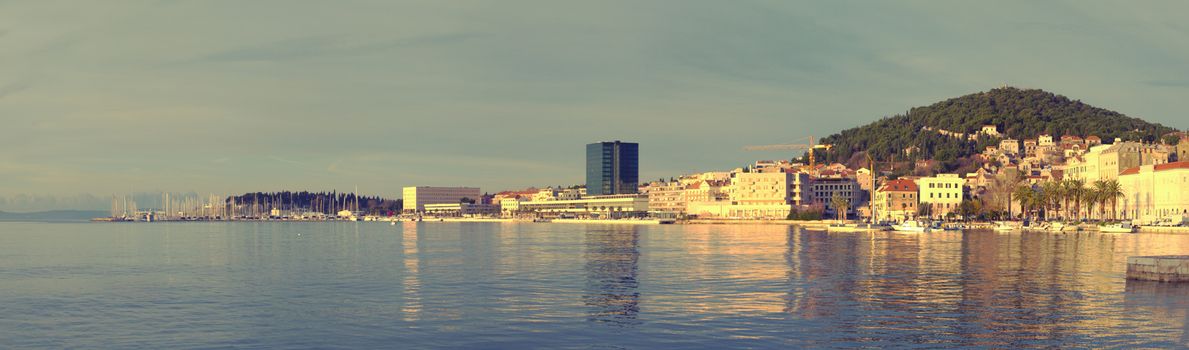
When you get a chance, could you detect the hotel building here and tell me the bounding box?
[402,186,481,212]
[686,171,810,219]
[586,141,639,195]
[1118,161,1189,221]
[521,194,649,219]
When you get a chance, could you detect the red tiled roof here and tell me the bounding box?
[1119,167,1141,176]
[879,179,918,192]
[1154,161,1189,172]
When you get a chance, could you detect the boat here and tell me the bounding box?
[892,220,931,233]
[827,223,862,232]
[930,221,961,231]
[828,222,892,232]
[992,221,1020,232]
[1099,222,1137,234]
[1023,222,1050,232]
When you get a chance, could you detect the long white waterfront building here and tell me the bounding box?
[403,186,481,212]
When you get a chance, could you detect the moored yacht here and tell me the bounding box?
[892,220,931,233]
[1099,222,1137,234]
[992,221,1020,232]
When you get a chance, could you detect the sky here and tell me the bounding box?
[1,0,1187,210]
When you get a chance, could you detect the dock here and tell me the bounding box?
[551,218,675,225]
[1127,256,1189,282]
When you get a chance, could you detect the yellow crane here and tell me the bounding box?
[743,135,833,169]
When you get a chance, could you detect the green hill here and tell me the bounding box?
[818,87,1177,168]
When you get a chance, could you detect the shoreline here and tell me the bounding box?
[79,218,1189,233]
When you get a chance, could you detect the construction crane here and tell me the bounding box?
[743,135,833,169]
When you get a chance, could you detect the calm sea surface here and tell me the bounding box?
[3,222,1189,349]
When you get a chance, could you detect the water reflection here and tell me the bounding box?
[7,223,1189,348]
[1125,280,1189,345]
[583,226,641,326]
[400,222,421,322]
[774,230,1189,347]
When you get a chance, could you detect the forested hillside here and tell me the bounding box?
[818,87,1177,168]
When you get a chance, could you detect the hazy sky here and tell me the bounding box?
[2,1,1187,205]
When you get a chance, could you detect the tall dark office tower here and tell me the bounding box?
[586,141,639,196]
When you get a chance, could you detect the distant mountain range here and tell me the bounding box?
[0,210,109,222]
[818,87,1179,168]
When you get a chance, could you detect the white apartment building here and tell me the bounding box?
[1118,161,1189,221]
[1065,140,1171,184]
[423,203,500,217]
[500,197,528,215]
[810,177,860,217]
[917,174,965,219]
[647,181,687,213]
[521,194,648,219]
[1000,139,1020,155]
[1038,134,1054,147]
[731,172,810,206]
[686,171,809,219]
[403,186,481,212]
[683,180,728,203]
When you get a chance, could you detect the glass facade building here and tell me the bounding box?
[586,141,639,196]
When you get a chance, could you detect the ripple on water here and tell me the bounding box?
[3,223,1189,348]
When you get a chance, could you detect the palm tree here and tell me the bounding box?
[1066,179,1086,221]
[1060,179,1078,220]
[1089,182,1108,220]
[1040,181,1061,221]
[1103,179,1124,220]
[1013,185,1036,221]
[1051,182,1067,220]
[830,194,850,223]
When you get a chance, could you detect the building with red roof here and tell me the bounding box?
[875,179,919,222]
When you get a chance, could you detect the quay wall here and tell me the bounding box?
[1128,256,1189,282]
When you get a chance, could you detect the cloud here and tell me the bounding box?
[1,0,1188,200]
[0,82,30,99]
[198,32,477,63]
[269,156,309,166]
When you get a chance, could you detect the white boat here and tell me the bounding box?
[992,221,1020,232]
[1023,222,1049,232]
[829,222,892,232]
[892,220,931,233]
[827,223,861,232]
[1099,222,1137,234]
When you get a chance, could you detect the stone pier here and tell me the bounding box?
[1127,256,1189,282]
